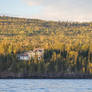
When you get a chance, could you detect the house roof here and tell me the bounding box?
[33,48,44,52]
[18,53,29,57]
[17,48,44,57]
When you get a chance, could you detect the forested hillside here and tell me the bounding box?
[0,16,92,78]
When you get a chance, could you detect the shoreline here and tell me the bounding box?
[0,73,92,79]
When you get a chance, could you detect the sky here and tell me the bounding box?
[0,0,92,22]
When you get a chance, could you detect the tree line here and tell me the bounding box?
[0,16,92,75]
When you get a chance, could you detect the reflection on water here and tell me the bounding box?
[0,79,92,92]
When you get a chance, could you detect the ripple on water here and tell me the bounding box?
[0,79,92,92]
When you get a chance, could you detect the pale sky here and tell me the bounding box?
[0,0,92,22]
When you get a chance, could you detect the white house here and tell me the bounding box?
[17,53,30,61]
[17,48,44,61]
[34,48,44,60]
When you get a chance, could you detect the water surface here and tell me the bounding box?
[0,79,92,92]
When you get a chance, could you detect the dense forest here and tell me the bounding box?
[0,16,92,78]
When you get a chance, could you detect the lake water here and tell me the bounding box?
[0,79,92,92]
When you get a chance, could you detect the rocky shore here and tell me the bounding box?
[0,72,92,79]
